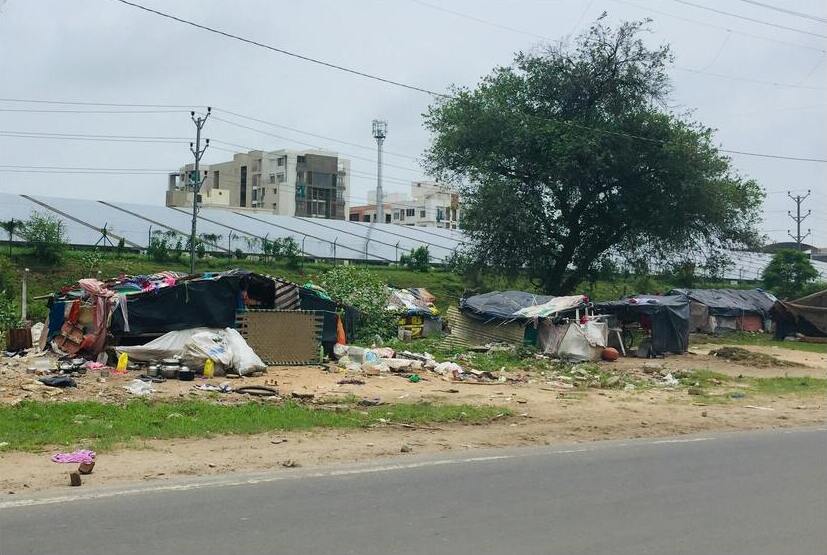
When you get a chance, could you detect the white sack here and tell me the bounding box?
[223,327,266,375]
[115,328,220,362]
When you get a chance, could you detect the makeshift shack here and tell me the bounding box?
[387,287,441,339]
[446,290,596,357]
[772,288,827,340]
[593,295,689,356]
[668,288,775,333]
[44,269,355,364]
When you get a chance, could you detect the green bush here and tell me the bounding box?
[762,250,818,299]
[21,212,66,264]
[399,246,431,272]
[317,265,399,340]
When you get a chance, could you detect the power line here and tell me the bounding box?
[213,108,419,161]
[609,0,826,53]
[0,108,185,114]
[671,0,827,40]
[406,0,549,41]
[731,0,827,24]
[0,97,198,109]
[112,0,448,98]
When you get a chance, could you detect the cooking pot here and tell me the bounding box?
[161,365,179,379]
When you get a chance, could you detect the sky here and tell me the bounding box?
[0,0,824,245]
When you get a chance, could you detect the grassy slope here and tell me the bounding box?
[693,331,827,354]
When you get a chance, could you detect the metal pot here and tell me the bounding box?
[147,365,160,377]
[177,366,194,381]
[161,358,180,366]
[161,365,179,379]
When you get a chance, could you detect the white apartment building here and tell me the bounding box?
[348,180,461,229]
[167,149,350,219]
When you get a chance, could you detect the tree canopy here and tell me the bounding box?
[423,18,764,294]
[762,249,818,299]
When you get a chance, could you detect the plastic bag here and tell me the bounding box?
[116,352,129,372]
[184,331,233,367]
[123,379,153,396]
[223,328,265,375]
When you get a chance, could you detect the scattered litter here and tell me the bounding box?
[744,405,775,411]
[51,449,95,465]
[193,382,233,393]
[281,459,300,468]
[123,379,154,396]
[729,391,747,399]
[400,444,413,453]
[660,373,680,387]
[408,374,421,383]
[38,375,77,388]
[623,383,636,391]
[358,397,383,406]
[270,438,288,445]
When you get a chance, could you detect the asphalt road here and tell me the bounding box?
[1,427,825,555]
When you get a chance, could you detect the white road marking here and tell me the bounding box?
[650,437,714,445]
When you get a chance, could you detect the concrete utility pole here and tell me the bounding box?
[188,107,211,274]
[787,190,811,251]
[372,119,387,224]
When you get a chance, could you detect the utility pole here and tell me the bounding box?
[372,119,387,224]
[787,190,811,251]
[188,107,211,274]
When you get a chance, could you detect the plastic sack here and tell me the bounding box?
[123,379,153,396]
[116,352,129,371]
[115,328,220,362]
[184,331,233,367]
[223,328,266,375]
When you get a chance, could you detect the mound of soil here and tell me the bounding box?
[710,347,802,368]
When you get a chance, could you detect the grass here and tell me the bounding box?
[0,399,509,452]
[693,332,827,354]
[681,371,827,403]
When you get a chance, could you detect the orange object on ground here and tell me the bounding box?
[601,347,620,361]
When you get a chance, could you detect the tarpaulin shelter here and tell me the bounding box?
[459,291,554,322]
[45,269,357,357]
[772,289,827,339]
[593,295,689,355]
[668,288,776,333]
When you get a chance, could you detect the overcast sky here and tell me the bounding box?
[0,0,824,245]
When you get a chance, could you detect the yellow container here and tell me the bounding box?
[203,359,215,379]
[116,352,128,372]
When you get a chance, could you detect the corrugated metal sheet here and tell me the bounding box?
[442,306,525,348]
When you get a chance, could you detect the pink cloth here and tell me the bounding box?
[51,449,95,465]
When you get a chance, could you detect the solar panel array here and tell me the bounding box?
[1,191,825,281]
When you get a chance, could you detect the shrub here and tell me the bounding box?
[0,292,19,331]
[317,265,399,340]
[762,250,818,299]
[399,246,430,272]
[21,212,66,264]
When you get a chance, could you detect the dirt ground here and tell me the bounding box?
[1,343,825,496]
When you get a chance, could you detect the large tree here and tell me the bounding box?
[423,18,763,294]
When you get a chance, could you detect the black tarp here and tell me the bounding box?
[110,276,243,336]
[668,288,775,318]
[772,289,827,339]
[460,290,553,321]
[593,295,689,354]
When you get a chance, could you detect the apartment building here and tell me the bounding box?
[348,181,461,229]
[167,149,349,219]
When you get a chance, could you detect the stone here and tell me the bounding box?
[69,471,82,487]
[701,411,708,417]
[384,359,414,371]
[400,444,412,453]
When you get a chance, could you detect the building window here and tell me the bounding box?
[213,170,219,188]
[277,157,285,167]
[297,155,306,164]
[350,213,360,222]
[252,174,259,189]
[385,214,391,223]
[393,210,400,221]
[363,215,370,222]
[399,210,405,221]
[420,210,426,218]
[269,173,276,184]
[406,208,415,217]
[277,173,285,183]
[240,166,247,206]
